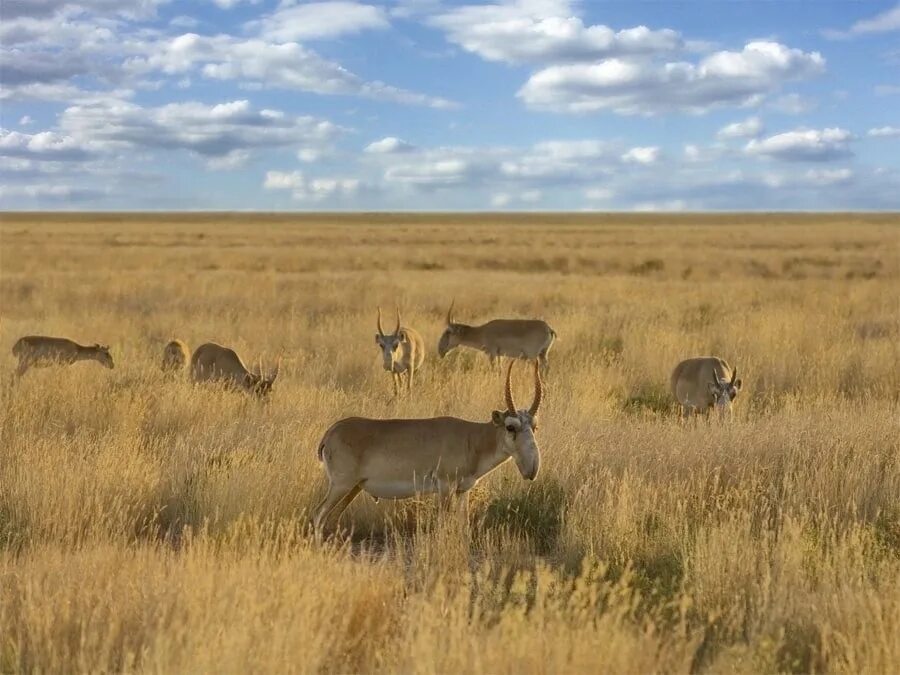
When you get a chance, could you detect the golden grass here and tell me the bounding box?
[1,213,898,673]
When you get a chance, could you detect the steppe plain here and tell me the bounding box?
[0,212,898,673]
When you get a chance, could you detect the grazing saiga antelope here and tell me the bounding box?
[437,300,557,372]
[161,339,189,373]
[314,360,544,530]
[375,307,425,396]
[11,336,114,378]
[189,342,280,397]
[671,356,743,421]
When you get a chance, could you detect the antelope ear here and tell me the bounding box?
[733,378,743,391]
[491,410,505,426]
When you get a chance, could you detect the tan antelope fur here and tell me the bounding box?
[375,307,425,396]
[437,300,557,372]
[12,336,114,378]
[161,339,189,372]
[189,342,279,397]
[671,356,743,421]
[314,360,544,530]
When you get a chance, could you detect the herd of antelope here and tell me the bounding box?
[8,301,742,531]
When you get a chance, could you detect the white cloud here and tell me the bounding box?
[385,157,481,187]
[744,127,854,162]
[124,33,456,108]
[264,170,360,200]
[2,0,169,20]
[875,84,900,96]
[0,128,101,160]
[717,116,763,139]
[0,183,104,202]
[253,2,389,42]
[491,192,511,207]
[824,3,900,38]
[56,99,342,161]
[19,116,33,126]
[621,146,660,164]
[430,0,681,64]
[365,137,417,153]
[584,187,613,200]
[868,126,900,137]
[762,168,854,188]
[518,41,825,114]
[633,199,689,212]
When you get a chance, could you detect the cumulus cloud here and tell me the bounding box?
[252,2,389,42]
[745,127,854,162]
[717,116,763,140]
[57,99,342,161]
[518,41,825,114]
[365,137,417,153]
[123,33,456,108]
[430,0,681,64]
[264,170,361,200]
[621,146,661,164]
[0,128,101,161]
[868,126,900,137]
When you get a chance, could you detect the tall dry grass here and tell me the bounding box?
[0,213,898,673]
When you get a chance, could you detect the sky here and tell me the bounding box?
[1,0,899,211]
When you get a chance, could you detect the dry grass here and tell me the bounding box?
[1,212,898,673]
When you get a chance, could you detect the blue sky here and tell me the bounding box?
[1,0,899,210]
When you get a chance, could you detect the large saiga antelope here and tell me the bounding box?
[437,301,557,372]
[671,356,743,421]
[314,360,544,530]
[12,336,114,378]
[190,342,280,397]
[375,307,425,396]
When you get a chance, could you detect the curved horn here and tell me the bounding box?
[730,367,737,385]
[270,356,281,382]
[446,299,455,326]
[376,307,385,336]
[395,306,401,334]
[528,361,543,417]
[504,360,517,412]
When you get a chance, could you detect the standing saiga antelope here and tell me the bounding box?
[375,307,425,396]
[314,360,544,531]
[190,342,280,397]
[437,301,557,372]
[11,336,114,378]
[671,356,743,421]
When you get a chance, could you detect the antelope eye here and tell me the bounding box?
[505,425,516,433]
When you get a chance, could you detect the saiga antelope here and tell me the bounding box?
[190,342,280,397]
[12,336,114,378]
[314,360,544,530]
[671,356,743,421]
[437,301,556,372]
[375,307,425,396]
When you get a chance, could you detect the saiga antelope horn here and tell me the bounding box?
[528,360,543,417]
[505,360,517,412]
